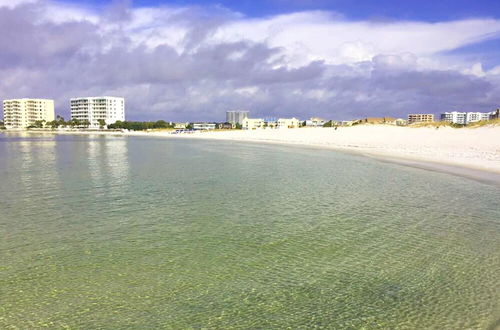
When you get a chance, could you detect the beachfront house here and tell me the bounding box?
[277,117,300,129]
[395,118,407,126]
[305,117,326,127]
[174,122,188,129]
[193,122,216,130]
[242,118,264,130]
[217,122,234,129]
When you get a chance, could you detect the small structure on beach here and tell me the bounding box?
[305,117,326,127]
[217,122,234,129]
[193,122,216,130]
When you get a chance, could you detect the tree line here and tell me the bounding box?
[108,120,175,130]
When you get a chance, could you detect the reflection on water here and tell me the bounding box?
[0,133,499,329]
[87,137,104,186]
[7,136,60,198]
[104,136,129,182]
[86,135,129,195]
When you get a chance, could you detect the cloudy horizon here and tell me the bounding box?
[1,0,500,121]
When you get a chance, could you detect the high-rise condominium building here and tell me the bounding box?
[71,97,125,128]
[2,99,55,129]
[226,110,249,125]
[407,114,434,124]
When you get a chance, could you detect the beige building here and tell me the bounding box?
[277,117,300,128]
[2,99,55,129]
[408,114,434,124]
[242,118,264,130]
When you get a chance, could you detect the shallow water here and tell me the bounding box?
[0,132,499,329]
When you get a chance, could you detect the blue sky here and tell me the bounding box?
[1,0,500,121]
[73,0,500,21]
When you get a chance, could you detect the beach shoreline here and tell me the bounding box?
[3,125,500,183]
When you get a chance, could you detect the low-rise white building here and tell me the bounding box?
[193,122,216,130]
[277,117,300,129]
[2,98,55,129]
[242,118,264,130]
[70,96,125,128]
[441,112,467,125]
[441,111,495,125]
[305,117,325,127]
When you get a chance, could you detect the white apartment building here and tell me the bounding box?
[226,110,249,125]
[441,111,495,125]
[2,99,55,129]
[242,118,264,130]
[277,117,300,129]
[70,96,125,128]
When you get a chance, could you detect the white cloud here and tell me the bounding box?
[211,12,500,68]
[1,0,500,120]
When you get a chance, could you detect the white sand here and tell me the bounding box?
[141,125,500,174]
[12,125,500,175]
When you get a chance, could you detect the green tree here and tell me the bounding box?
[235,123,242,129]
[68,118,81,128]
[97,119,106,129]
[55,115,66,128]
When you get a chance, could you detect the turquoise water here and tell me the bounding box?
[0,132,499,329]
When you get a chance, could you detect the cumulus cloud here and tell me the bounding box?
[0,0,499,121]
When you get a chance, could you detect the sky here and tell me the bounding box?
[1,0,500,121]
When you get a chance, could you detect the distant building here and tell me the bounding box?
[277,117,300,129]
[226,111,249,125]
[71,96,125,128]
[193,122,216,130]
[441,112,466,125]
[360,117,396,124]
[339,120,355,126]
[2,98,55,129]
[395,118,407,126]
[174,122,188,129]
[242,118,263,130]
[305,117,326,127]
[407,114,434,124]
[217,123,234,129]
[440,111,495,125]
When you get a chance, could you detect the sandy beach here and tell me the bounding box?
[142,125,500,174]
[9,125,500,177]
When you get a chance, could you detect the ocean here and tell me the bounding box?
[1,132,499,329]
